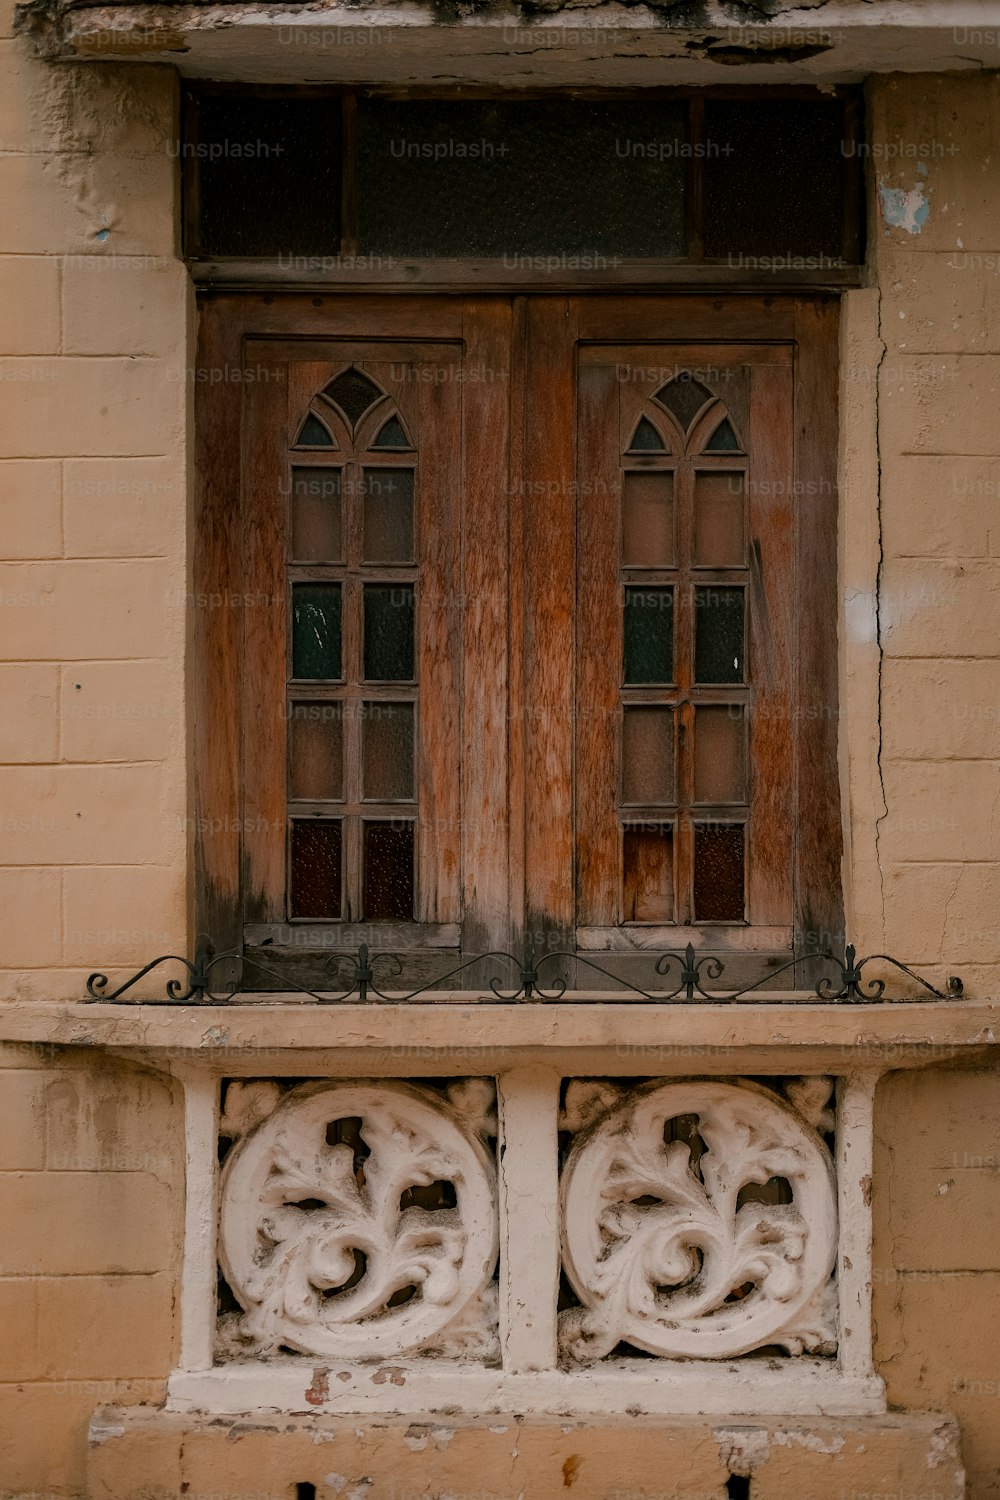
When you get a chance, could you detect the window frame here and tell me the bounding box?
[193,292,841,993]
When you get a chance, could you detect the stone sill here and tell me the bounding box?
[168,1360,884,1419]
[1,998,995,1074]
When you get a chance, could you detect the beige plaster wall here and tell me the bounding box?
[0,3,190,1004]
[0,34,998,1500]
[843,73,1000,995]
[0,1043,183,1492]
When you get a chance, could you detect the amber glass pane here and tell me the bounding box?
[654,376,713,432]
[693,824,745,922]
[362,469,414,563]
[323,368,383,429]
[622,707,674,805]
[290,820,342,919]
[623,473,674,568]
[364,584,415,681]
[624,826,674,922]
[693,472,744,567]
[292,468,342,562]
[695,587,744,684]
[694,707,745,803]
[292,584,342,680]
[624,588,673,685]
[362,702,415,801]
[289,702,343,801]
[364,822,414,920]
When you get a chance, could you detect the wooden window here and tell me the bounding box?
[576,340,815,976]
[196,294,840,991]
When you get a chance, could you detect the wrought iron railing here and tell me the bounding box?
[85,941,964,1006]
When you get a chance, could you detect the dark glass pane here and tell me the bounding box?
[323,368,384,429]
[372,414,411,450]
[624,588,673,685]
[623,472,674,567]
[624,826,673,922]
[364,584,414,681]
[364,822,414,920]
[654,376,713,432]
[358,100,687,258]
[622,707,674,805]
[290,820,342,919]
[628,416,668,453]
[191,93,341,259]
[693,472,744,567]
[363,702,415,801]
[703,99,847,259]
[695,587,744,684]
[296,413,336,449]
[694,706,745,804]
[292,584,342,680]
[289,702,343,801]
[693,824,745,922]
[704,417,741,453]
[292,468,342,562]
[362,469,414,563]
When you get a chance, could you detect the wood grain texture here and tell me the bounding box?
[793,297,844,966]
[522,298,578,953]
[746,361,795,928]
[193,296,246,952]
[461,300,513,953]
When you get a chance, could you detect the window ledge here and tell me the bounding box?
[1,998,995,1074]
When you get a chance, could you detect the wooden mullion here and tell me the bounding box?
[340,94,359,257]
[343,813,361,922]
[686,93,705,263]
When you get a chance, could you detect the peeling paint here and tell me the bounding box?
[305,1367,330,1405]
[879,177,930,235]
[773,1429,846,1455]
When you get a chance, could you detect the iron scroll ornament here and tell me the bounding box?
[85,941,964,1006]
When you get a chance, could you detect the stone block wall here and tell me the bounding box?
[0,1,189,1004]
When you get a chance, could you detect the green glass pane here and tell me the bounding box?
[628,416,668,453]
[292,583,342,680]
[695,587,744,684]
[705,417,741,453]
[624,588,673,685]
[364,584,414,681]
[372,414,411,450]
[296,413,336,448]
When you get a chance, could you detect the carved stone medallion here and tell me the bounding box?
[559,1078,838,1361]
[219,1079,498,1360]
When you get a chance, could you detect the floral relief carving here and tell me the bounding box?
[218,1079,499,1361]
[559,1078,838,1362]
